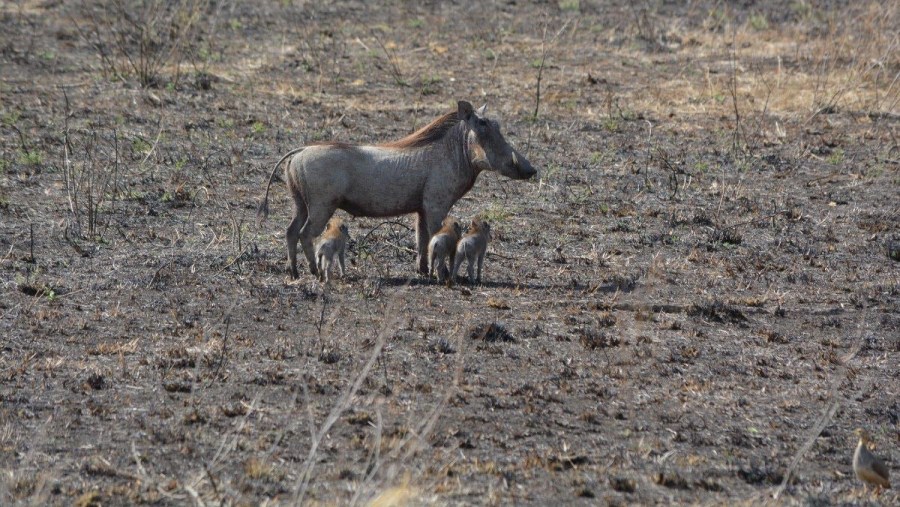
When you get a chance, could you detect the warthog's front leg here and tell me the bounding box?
[299,207,334,278]
[300,235,318,277]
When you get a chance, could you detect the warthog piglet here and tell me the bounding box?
[453,218,492,284]
[428,216,462,283]
[314,218,349,282]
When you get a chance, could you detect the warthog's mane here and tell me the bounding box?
[380,111,460,149]
[309,141,356,149]
[308,111,459,150]
[308,110,460,150]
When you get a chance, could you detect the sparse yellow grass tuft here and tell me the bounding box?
[89,338,139,356]
[368,485,417,507]
[499,0,897,124]
[244,457,283,482]
[73,490,101,507]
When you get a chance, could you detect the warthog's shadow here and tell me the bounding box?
[376,276,589,292]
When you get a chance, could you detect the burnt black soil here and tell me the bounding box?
[1,1,898,505]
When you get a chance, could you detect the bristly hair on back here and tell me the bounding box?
[310,140,356,149]
[380,111,460,149]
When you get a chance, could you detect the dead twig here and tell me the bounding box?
[772,310,868,500]
[294,293,406,504]
[370,29,406,86]
[532,18,573,122]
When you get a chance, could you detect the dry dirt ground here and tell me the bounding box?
[1,1,898,505]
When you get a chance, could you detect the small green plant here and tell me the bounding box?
[132,138,152,155]
[197,44,222,63]
[251,121,266,134]
[602,118,619,132]
[791,1,812,19]
[408,18,424,29]
[559,0,580,11]
[75,0,206,88]
[481,204,511,223]
[15,269,56,300]
[229,18,243,31]
[2,111,20,125]
[530,58,543,69]
[749,13,768,31]
[123,189,148,201]
[0,158,8,173]
[705,8,728,31]
[541,163,562,184]
[590,150,612,166]
[568,186,593,206]
[18,150,43,166]
[694,161,710,173]
[827,148,844,165]
[864,163,884,179]
[420,75,442,96]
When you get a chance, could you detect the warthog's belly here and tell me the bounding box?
[339,193,421,218]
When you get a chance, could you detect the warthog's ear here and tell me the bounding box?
[476,104,487,116]
[458,101,474,121]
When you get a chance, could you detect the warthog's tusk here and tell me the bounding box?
[512,151,518,168]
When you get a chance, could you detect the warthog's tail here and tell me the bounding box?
[257,146,308,223]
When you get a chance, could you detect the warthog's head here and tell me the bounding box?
[470,217,493,241]
[447,217,462,238]
[459,101,537,180]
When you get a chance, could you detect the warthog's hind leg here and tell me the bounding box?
[476,252,485,284]
[427,246,436,279]
[466,255,476,284]
[286,196,309,279]
[451,251,463,284]
[315,253,324,282]
[287,215,305,280]
[321,255,331,283]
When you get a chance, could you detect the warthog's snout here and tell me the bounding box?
[512,150,537,180]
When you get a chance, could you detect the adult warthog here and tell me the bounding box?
[258,100,537,279]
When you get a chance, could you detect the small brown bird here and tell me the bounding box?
[853,428,891,490]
